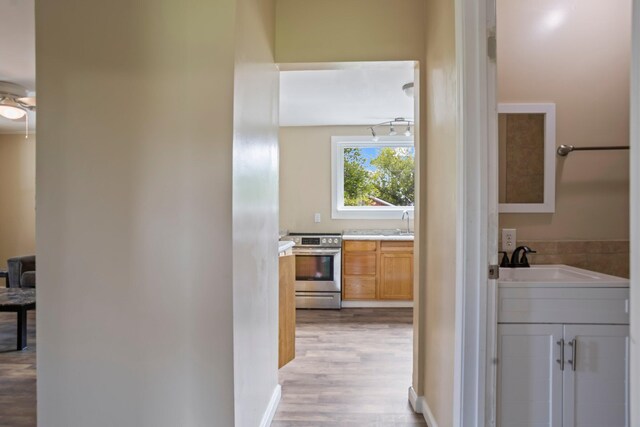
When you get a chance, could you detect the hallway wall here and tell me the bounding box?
[0,134,35,269]
[36,1,242,425]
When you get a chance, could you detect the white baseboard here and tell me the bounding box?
[408,386,423,413]
[341,300,413,308]
[408,387,438,427]
[259,384,281,427]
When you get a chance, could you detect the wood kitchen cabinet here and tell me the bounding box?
[342,240,413,301]
[278,254,295,368]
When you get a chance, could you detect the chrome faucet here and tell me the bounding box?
[401,210,411,234]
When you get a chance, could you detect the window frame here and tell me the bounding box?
[331,135,415,220]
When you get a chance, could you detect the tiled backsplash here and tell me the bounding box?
[501,240,630,279]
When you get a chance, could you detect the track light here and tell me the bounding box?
[388,125,397,136]
[369,127,379,142]
[404,125,411,136]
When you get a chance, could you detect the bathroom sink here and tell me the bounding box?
[498,265,628,287]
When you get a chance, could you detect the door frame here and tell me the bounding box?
[630,1,639,425]
[456,0,640,426]
[452,0,496,425]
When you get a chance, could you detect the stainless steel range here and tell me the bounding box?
[285,233,342,309]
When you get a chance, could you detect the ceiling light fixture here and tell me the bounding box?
[366,117,414,140]
[0,82,36,138]
[0,98,27,120]
[369,127,379,142]
[402,82,414,98]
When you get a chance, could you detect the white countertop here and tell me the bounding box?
[342,229,414,241]
[278,241,295,253]
[497,264,629,288]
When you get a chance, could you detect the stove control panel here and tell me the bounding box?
[285,234,342,248]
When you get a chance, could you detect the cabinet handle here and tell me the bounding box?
[568,339,577,371]
[556,339,564,371]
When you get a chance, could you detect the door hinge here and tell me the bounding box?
[487,29,497,61]
[488,264,499,280]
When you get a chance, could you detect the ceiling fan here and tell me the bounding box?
[0,81,36,136]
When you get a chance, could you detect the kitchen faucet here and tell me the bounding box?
[401,210,411,234]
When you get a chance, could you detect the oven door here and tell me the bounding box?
[292,248,341,293]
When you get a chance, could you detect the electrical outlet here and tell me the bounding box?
[502,228,516,252]
[314,213,321,223]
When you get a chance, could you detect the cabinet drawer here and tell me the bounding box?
[344,241,377,252]
[344,253,376,275]
[344,277,376,300]
[380,241,414,252]
[498,287,630,324]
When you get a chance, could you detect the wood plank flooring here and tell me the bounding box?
[0,311,36,427]
[273,308,426,426]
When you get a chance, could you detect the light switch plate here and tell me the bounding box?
[502,228,516,252]
[314,213,321,223]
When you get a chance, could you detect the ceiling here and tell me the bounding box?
[279,64,415,127]
[0,0,35,133]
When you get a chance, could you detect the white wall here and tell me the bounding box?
[0,134,35,268]
[422,0,459,425]
[35,0,270,425]
[233,0,281,425]
[279,126,412,233]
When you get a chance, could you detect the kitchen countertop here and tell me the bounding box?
[278,241,295,253]
[342,229,414,241]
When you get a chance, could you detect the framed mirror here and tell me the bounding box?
[498,103,556,213]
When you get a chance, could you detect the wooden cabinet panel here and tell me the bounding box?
[344,253,377,276]
[380,241,414,252]
[379,253,413,300]
[344,276,376,300]
[279,254,295,368]
[344,241,377,252]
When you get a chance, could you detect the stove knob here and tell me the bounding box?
[322,238,327,243]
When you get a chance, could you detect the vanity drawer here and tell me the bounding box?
[498,287,629,324]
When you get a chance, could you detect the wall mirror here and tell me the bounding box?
[498,103,556,213]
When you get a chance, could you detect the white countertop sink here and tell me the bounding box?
[498,264,628,288]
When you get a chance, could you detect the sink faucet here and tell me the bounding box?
[510,246,536,268]
[401,210,411,234]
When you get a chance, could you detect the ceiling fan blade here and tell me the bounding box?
[17,97,36,107]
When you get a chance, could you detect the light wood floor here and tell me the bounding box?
[273,308,426,426]
[0,309,423,427]
[0,311,36,427]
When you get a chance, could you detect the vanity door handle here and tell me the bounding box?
[568,339,577,371]
[556,339,564,371]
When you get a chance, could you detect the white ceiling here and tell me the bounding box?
[0,0,36,133]
[279,64,415,126]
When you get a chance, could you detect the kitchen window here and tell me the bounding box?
[331,136,415,219]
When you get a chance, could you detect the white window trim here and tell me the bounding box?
[331,135,415,220]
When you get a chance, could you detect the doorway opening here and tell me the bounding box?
[274,61,424,424]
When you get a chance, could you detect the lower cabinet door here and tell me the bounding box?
[497,324,563,427]
[562,324,629,427]
[379,253,413,300]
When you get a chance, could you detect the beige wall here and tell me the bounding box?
[0,134,35,269]
[422,0,458,425]
[36,0,258,425]
[275,0,425,63]
[498,0,631,241]
[232,0,281,425]
[279,126,412,232]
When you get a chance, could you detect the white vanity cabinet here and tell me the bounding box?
[497,283,630,427]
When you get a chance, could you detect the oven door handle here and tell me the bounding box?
[293,249,341,255]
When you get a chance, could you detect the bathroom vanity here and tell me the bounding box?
[496,265,629,426]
